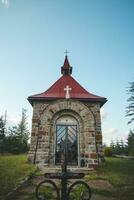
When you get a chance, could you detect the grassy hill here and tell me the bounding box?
[0,155,134,200]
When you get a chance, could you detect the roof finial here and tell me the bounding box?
[64,50,69,57]
[61,51,72,75]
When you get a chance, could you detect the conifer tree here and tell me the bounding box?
[120,139,125,155]
[8,109,30,153]
[126,80,134,124]
[0,113,7,152]
[127,129,134,156]
[17,108,30,142]
[115,140,121,155]
[110,140,115,155]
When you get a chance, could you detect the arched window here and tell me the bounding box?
[55,115,78,165]
[56,115,78,125]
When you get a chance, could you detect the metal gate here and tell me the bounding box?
[55,125,78,165]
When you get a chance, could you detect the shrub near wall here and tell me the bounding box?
[104,147,113,157]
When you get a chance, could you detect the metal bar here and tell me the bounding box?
[57,125,64,131]
[57,127,66,137]
[69,125,77,131]
[61,126,68,200]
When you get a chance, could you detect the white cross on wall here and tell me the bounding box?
[64,85,72,99]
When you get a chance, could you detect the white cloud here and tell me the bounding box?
[6,114,32,129]
[101,108,108,121]
[1,0,10,8]
[103,128,128,145]
[0,111,31,130]
[103,128,119,145]
[106,128,118,134]
[7,114,21,127]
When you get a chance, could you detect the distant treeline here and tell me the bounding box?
[104,130,134,157]
[105,79,134,157]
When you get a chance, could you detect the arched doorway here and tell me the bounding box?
[55,115,78,165]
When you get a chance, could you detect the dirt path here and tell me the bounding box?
[5,175,116,200]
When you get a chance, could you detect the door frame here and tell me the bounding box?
[55,124,79,166]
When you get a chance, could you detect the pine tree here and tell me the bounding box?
[7,109,30,153]
[120,139,125,155]
[0,117,5,138]
[110,140,115,155]
[126,80,134,124]
[17,108,30,142]
[0,113,7,153]
[114,140,121,155]
[127,129,134,156]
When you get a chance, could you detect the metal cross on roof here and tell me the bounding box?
[64,85,72,99]
[64,50,69,56]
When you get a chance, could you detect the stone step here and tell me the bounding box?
[37,165,94,174]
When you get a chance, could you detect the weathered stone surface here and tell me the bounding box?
[96,134,102,141]
[28,99,104,167]
[90,153,97,159]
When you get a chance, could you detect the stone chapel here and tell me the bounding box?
[28,56,107,168]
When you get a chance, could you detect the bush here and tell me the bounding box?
[104,147,113,157]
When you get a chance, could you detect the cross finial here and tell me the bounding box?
[64,50,69,56]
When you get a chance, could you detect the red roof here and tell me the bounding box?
[28,56,107,106]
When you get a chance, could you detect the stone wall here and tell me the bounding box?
[28,99,103,168]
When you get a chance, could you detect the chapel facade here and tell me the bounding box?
[28,56,107,168]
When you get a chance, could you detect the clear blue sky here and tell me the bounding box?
[0,0,134,144]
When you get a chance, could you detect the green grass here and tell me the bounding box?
[87,157,134,186]
[86,157,134,199]
[1,156,134,200]
[0,154,36,199]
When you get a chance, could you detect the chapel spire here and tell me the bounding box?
[61,55,72,75]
